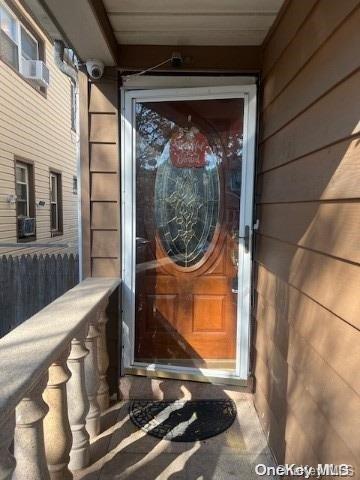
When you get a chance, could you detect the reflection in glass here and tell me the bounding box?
[134,98,244,372]
[155,141,219,267]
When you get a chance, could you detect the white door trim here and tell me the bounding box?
[120,84,257,382]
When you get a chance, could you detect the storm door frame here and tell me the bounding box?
[121,84,257,384]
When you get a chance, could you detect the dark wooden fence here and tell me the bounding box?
[0,254,79,338]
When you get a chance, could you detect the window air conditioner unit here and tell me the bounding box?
[21,60,50,88]
[18,217,36,237]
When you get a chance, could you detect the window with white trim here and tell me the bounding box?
[0,2,40,72]
[71,82,77,131]
[50,172,63,234]
[16,162,30,217]
[15,160,36,240]
[20,25,38,62]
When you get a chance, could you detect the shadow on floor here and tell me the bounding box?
[75,378,277,480]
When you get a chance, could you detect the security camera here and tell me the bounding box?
[86,60,104,80]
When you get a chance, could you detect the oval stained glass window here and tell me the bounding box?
[155,138,220,267]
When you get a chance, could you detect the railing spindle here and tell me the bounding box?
[67,326,90,470]
[84,319,101,439]
[13,374,50,480]
[43,348,73,480]
[97,307,110,412]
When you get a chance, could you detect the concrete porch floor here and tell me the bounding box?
[74,378,277,480]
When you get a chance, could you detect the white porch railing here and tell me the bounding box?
[0,277,120,480]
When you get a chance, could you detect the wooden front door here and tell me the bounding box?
[122,86,256,377]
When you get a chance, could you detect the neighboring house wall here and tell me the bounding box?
[255,0,360,469]
[0,0,78,256]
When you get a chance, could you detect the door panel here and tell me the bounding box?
[192,295,225,332]
[134,97,245,371]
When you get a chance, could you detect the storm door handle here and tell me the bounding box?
[136,237,150,246]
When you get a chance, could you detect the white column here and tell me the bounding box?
[67,326,90,470]
[84,320,101,439]
[97,308,110,412]
[43,348,73,480]
[13,374,50,480]
[0,414,16,480]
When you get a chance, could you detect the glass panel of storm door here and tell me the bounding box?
[135,98,244,372]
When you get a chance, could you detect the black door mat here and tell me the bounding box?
[129,399,237,442]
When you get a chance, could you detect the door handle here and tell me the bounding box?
[136,237,150,246]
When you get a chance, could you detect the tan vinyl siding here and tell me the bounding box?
[0,0,77,256]
[255,0,360,469]
[88,73,120,277]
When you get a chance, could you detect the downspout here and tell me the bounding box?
[54,40,78,83]
[53,40,83,281]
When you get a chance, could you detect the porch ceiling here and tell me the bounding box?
[24,0,284,67]
[104,0,285,46]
